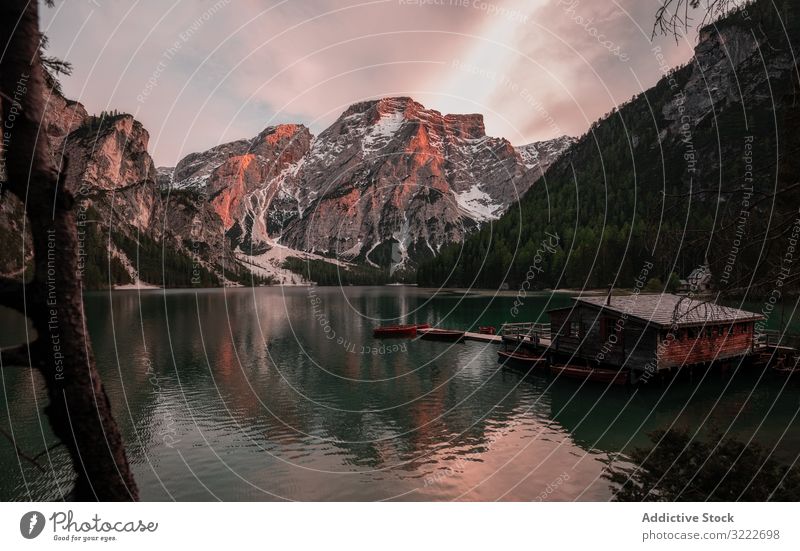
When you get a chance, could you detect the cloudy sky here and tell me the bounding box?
[42,0,702,166]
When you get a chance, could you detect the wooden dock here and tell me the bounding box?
[416,328,502,343]
[415,326,552,347]
[462,330,503,343]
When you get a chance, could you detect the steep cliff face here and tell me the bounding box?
[277,97,527,266]
[43,92,88,148]
[661,25,765,128]
[158,124,314,256]
[172,138,252,190]
[33,95,229,288]
[214,124,312,254]
[61,114,160,234]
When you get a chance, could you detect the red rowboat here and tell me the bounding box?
[373,324,418,338]
[772,366,799,377]
[551,364,629,385]
[498,349,546,366]
[479,326,496,335]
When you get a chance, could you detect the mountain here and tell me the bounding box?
[418,0,800,293]
[0,95,243,289]
[159,96,573,271]
[1,89,572,288]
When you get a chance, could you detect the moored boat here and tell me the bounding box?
[419,329,465,342]
[771,366,799,377]
[479,326,496,335]
[551,364,629,385]
[770,357,800,377]
[373,324,419,338]
[498,349,546,367]
[501,333,539,350]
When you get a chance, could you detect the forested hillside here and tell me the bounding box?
[418,0,800,295]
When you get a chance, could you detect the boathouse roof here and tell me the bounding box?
[559,293,763,328]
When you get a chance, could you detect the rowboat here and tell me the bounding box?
[771,364,799,377]
[373,324,419,338]
[479,326,496,335]
[501,333,538,350]
[551,364,629,385]
[498,349,547,367]
[419,329,465,342]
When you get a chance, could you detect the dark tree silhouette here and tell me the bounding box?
[0,0,138,500]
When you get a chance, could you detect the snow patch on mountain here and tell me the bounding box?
[363,110,405,153]
[454,184,503,222]
[516,135,576,175]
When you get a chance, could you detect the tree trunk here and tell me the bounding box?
[0,0,138,501]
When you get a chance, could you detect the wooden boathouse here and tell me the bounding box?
[547,293,764,379]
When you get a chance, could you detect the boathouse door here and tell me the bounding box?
[600,316,625,362]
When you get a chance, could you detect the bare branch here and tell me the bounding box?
[653,0,737,41]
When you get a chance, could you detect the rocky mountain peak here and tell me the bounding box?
[253,123,310,148]
[44,96,88,146]
[151,96,575,271]
[61,112,156,193]
[337,96,487,140]
[250,123,312,166]
[342,96,419,119]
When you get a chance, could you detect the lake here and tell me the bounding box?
[1,286,798,501]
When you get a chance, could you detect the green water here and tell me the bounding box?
[1,287,798,501]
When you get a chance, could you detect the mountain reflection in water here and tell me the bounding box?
[0,287,796,501]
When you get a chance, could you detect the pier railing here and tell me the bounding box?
[755,329,799,349]
[500,322,551,341]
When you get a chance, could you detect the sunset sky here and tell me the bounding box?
[42,0,702,166]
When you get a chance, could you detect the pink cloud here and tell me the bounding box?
[42,0,701,166]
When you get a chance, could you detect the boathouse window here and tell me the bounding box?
[569,321,581,337]
[686,328,696,339]
[600,317,613,339]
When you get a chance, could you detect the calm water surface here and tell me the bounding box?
[1,287,798,501]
